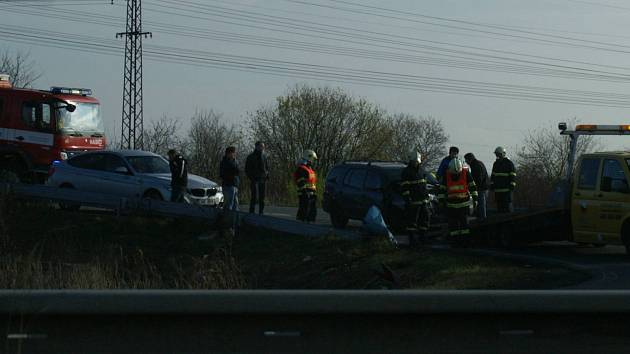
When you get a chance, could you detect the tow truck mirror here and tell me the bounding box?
[65,104,76,112]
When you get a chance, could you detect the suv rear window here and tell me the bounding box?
[344,169,366,189]
[326,167,347,184]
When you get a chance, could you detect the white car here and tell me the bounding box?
[47,150,223,206]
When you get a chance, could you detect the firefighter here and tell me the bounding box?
[490,146,516,213]
[294,149,318,223]
[439,158,478,246]
[400,151,431,247]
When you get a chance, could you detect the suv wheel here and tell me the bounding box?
[330,210,349,229]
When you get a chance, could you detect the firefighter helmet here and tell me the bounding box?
[494,146,507,157]
[303,149,318,163]
[407,151,422,164]
[448,158,463,174]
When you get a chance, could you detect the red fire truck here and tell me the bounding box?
[0,74,106,182]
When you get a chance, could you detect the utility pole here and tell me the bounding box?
[116,0,151,150]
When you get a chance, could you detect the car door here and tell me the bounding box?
[101,154,142,198]
[341,168,367,219]
[65,153,108,192]
[0,97,6,143]
[363,170,385,213]
[571,157,602,243]
[12,101,55,168]
[597,158,630,244]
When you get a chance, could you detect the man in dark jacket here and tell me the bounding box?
[464,152,489,220]
[490,146,516,213]
[436,146,459,180]
[245,141,269,215]
[168,149,188,203]
[400,151,431,247]
[219,146,240,212]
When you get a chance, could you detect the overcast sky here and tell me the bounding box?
[3,0,630,165]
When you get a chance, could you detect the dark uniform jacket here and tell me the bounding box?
[245,150,269,181]
[169,155,188,187]
[468,158,489,191]
[491,158,516,193]
[219,156,240,187]
[400,164,429,205]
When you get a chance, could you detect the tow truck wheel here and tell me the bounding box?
[58,184,80,211]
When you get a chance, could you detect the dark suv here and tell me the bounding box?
[322,161,438,229]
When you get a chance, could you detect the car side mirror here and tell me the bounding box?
[66,104,76,112]
[114,166,130,175]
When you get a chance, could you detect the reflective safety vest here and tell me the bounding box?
[294,164,317,192]
[446,168,470,201]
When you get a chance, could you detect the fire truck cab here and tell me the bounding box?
[0,74,106,182]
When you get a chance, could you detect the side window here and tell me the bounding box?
[344,169,366,189]
[20,102,52,130]
[577,158,600,190]
[601,159,629,193]
[21,102,37,126]
[68,154,106,171]
[104,155,128,173]
[365,171,383,190]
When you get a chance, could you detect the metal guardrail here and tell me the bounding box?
[1,290,630,314]
[5,183,358,239]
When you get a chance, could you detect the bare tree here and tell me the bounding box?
[247,84,391,202]
[385,114,449,171]
[0,48,41,88]
[143,115,185,157]
[513,119,600,207]
[187,110,242,180]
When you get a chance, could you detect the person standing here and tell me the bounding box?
[167,149,188,203]
[294,150,318,223]
[245,141,269,215]
[490,146,516,213]
[400,151,431,247]
[436,146,459,180]
[464,152,489,220]
[439,158,478,246]
[219,146,240,212]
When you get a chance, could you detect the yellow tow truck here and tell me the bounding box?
[469,123,630,253]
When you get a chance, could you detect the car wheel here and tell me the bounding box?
[330,209,349,229]
[143,189,163,201]
[58,184,80,211]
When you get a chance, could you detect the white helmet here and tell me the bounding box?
[407,151,421,164]
[448,158,463,174]
[494,146,506,157]
[303,149,318,163]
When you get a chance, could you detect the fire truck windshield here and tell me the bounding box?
[57,102,104,136]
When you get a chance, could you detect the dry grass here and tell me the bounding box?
[0,194,246,289]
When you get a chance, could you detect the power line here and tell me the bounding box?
[2,25,630,108]
[6,3,630,84]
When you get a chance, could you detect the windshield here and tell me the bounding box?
[57,102,104,136]
[126,156,171,174]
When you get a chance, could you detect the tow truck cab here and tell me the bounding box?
[0,74,106,182]
[572,152,630,248]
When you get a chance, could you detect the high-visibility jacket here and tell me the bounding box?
[491,157,516,193]
[294,163,317,193]
[400,164,430,205]
[438,167,478,208]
